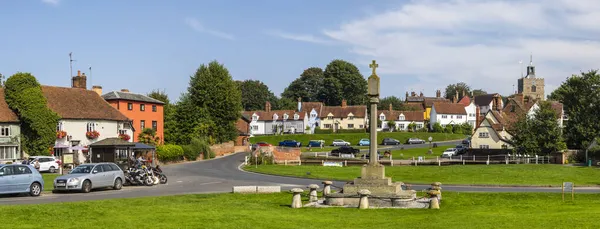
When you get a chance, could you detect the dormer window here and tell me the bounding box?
[252,115,258,121]
[273,114,278,121]
[379,115,385,121]
[398,115,405,121]
[327,115,333,120]
[283,114,289,120]
[294,114,299,120]
[348,114,355,120]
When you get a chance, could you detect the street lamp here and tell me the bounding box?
[428,136,433,148]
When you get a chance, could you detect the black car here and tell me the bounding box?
[381,138,401,145]
[362,152,383,160]
[455,145,468,154]
[331,146,360,156]
[461,139,470,146]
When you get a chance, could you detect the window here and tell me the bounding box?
[348,116,355,120]
[152,105,157,112]
[283,114,289,120]
[479,145,490,149]
[56,122,63,132]
[252,125,258,131]
[294,114,299,120]
[252,115,258,121]
[0,166,13,175]
[451,115,454,119]
[116,149,129,161]
[0,146,17,160]
[441,124,446,128]
[93,165,104,173]
[457,115,463,119]
[118,129,127,135]
[441,115,448,119]
[127,103,133,110]
[0,126,10,137]
[311,113,316,118]
[327,116,333,120]
[101,164,113,172]
[324,124,332,128]
[531,85,537,92]
[109,164,121,171]
[140,120,146,130]
[15,166,32,174]
[359,125,364,128]
[140,104,146,111]
[86,123,95,132]
[152,121,158,130]
[347,124,354,128]
[398,124,405,129]
[380,115,385,121]
[399,115,405,121]
[502,144,508,149]
[417,124,423,129]
[479,132,489,138]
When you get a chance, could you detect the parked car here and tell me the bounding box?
[362,152,383,160]
[455,145,468,154]
[381,138,401,145]
[0,164,44,197]
[332,139,350,146]
[461,139,470,146]
[358,138,370,146]
[406,138,426,144]
[308,140,325,148]
[441,148,457,158]
[29,156,60,173]
[330,146,360,156]
[53,163,125,193]
[252,142,272,151]
[278,140,301,147]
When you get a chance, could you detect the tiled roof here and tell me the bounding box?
[89,137,136,147]
[457,96,471,107]
[423,97,451,107]
[474,94,498,106]
[406,96,425,102]
[0,89,19,122]
[102,91,165,105]
[380,110,424,122]
[321,105,367,118]
[243,110,305,121]
[42,86,130,121]
[549,101,564,117]
[432,102,466,115]
[403,103,426,111]
[300,102,323,116]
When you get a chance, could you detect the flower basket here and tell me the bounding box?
[119,133,131,141]
[86,130,100,139]
[56,130,67,139]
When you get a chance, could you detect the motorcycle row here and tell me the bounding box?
[124,159,167,186]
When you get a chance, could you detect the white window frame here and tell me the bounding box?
[311,113,317,118]
[118,129,127,135]
[0,126,11,137]
[327,116,333,120]
[379,115,385,121]
[479,145,490,149]
[457,115,463,119]
[86,122,96,132]
[348,116,355,120]
[398,124,405,129]
[324,124,332,128]
[347,124,354,128]
[283,114,289,120]
[294,114,299,120]
[56,122,64,132]
[252,115,258,121]
[417,124,423,129]
[399,115,405,121]
[441,115,448,119]
[479,132,489,138]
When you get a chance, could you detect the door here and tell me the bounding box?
[13,166,33,192]
[38,158,51,171]
[101,164,116,186]
[91,165,106,187]
[0,166,16,193]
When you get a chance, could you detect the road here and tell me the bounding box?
[1,151,599,205]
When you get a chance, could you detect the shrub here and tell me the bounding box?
[248,152,274,165]
[337,129,365,134]
[314,127,333,134]
[444,125,453,133]
[452,125,462,134]
[190,138,214,160]
[138,128,160,145]
[156,144,184,162]
[432,123,443,133]
[182,145,197,161]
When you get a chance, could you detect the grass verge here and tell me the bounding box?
[1,192,599,228]
[245,164,600,187]
[251,132,465,146]
[42,173,60,192]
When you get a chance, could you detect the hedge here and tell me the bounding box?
[314,128,333,134]
[157,144,184,162]
[337,129,366,134]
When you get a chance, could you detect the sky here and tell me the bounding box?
[2,0,600,102]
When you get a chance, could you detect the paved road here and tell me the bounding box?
[1,152,599,205]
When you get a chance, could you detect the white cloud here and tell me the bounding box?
[266,30,331,44]
[280,0,600,97]
[42,0,60,5]
[185,17,234,40]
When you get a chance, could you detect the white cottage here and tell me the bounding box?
[0,89,21,163]
[244,101,307,135]
[378,105,425,131]
[430,102,468,129]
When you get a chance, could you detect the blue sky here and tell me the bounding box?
[2,0,600,101]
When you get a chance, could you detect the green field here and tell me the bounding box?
[245,164,600,187]
[42,173,60,192]
[251,132,465,146]
[390,147,448,159]
[1,192,598,228]
[301,146,369,152]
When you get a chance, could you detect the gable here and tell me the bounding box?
[42,86,129,121]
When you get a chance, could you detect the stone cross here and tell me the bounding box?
[367,60,380,165]
[369,60,378,75]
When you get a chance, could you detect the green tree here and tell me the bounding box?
[4,72,60,156]
[378,96,406,111]
[472,89,487,97]
[171,94,213,145]
[281,67,324,102]
[444,82,471,101]
[138,128,161,146]
[548,70,600,148]
[432,123,443,133]
[444,125,453,133]
[237,80,278,111]
[322,60,367,106]
[148,89,174,144]
[184,61,242,144]
[452,125,462,134]
[510,101,566,155]
[272,97,297,110]
[407,122,417,132]
[386,120,396,132]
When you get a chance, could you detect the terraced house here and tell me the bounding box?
[319,100,367,132]
[244,101,307,135]
[378,105,425,131]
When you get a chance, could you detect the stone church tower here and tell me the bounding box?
[517,55,545,101]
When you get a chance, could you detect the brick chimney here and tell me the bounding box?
[436,90,441,98]
[419,91,424,97]
[71,70,87,89]
[411,91,416,97]
[492,94,502,111]
[454,90,458,103]
[476,106,482,128]
[389,104,392,112]
[92,85,102,96]
[515,93,524,104]
[121,89,130,93]
[341,99,347,108]
[265,101,271,112]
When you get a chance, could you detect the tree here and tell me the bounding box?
[272,97,297,110]
[387,120,396,132]
[444,125,453,133]
[472,89,487,97]
[432,123,443,133]
[171,94,213,145]
[138,128,161,146]
[378,96,406,111]
[148,89,173,144]
[407,122,417,132]
[281,67,324,102]
[237,80,278,111]
[510,101,566,155]
[548,70,600,148]
[322,60,367,106]
[444,82,471,101]
[185,61,242,144]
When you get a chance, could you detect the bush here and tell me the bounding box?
[444,125,453,133]
[156,144,184,162]
[314,127,333,134]
[337,129,365,134]
[248,152,274,165]
[432,123,443,133]
[190,138,214,160]
[452,125,462,134]
[182,145,197,161]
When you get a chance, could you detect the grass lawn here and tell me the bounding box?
[251,132,465,147]
[245,164,600,187]
[42,173,60,192]
[390,147,448,159]
[301,146,369,152]
[2,192,599,228]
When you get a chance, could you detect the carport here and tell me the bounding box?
[88,138,135,166]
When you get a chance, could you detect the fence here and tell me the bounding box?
[404,154,552,166]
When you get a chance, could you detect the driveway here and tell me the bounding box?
[1,152,599,205]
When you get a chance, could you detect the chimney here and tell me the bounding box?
[71,69,87,89]
[389,104,392,112]
[436,90,441,98]
[476,106,482,128]
[121,89,130,93]
[411,91,416,97]
[297,97,302,112]
[454,90,458,103]
[92,85,102,96]
[492,95,501,111]
[341,99,347,108]
[405,92,409,100]
[419,92,424,97]
[265,101,271,112]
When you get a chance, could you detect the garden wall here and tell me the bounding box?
[210,141,235,156]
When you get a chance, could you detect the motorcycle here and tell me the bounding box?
[151,165,168,184]
[125,166,154,186]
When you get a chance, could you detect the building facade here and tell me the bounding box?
[299,101,323,133]
[101,88,165,143]
[470,110,513,150]
[517,56,545,101]
[429,102,468,128]
[319,100,367,132]
[244,102,307,135]
[0,89,21,163]
[378,107,425,131]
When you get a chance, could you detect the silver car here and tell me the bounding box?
[53,163,125,193]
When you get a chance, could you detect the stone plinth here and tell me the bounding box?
[343,164,414,196]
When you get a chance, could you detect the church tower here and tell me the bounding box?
[517,55,545,101]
